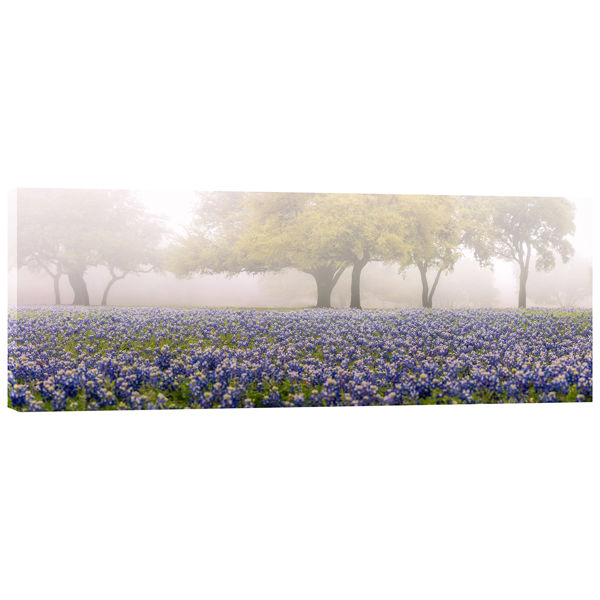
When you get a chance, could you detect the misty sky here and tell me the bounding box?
[136,190,197,235]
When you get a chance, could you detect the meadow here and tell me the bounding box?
[7,306,592,411]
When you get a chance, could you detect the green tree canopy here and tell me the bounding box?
[293,195,397,308]
[388,196,464,308]
[167,192,347,307]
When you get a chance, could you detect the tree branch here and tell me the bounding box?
[332,266,346,286]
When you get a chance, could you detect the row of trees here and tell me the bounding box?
[16,190,576,309]
[168,193,576,309]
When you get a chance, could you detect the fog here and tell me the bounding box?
[9,191,593,309]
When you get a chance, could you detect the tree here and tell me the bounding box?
[256,195,349,308]
[168,192,411,309]
[16,190,100,304]
[467,197,575,308]
[168,192,349,308]
[385,196,463,308]
[298,194,409,309]
[247,199,349,307]
[17,189,164,305]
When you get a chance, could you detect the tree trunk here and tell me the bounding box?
[37,261,62,305]
[517,243,531,309]
[53,274,61,305]
[350,258,368,309]
[426,267,444,308]
[309,265,345,308]
[315,277,334,308]
[418,265,430,308]
[68,270,90,305]
[101,275,125,306]
[518,268,528,309]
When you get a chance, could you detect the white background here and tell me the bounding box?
[1,1,598,599]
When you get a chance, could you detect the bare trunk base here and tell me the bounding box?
[518,274,527,308]
[350,260,367,309]
[309,265,345,308]
[68,271,90,305]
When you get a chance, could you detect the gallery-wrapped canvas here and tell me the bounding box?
[8,190,593,411]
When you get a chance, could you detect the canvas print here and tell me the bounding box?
[7,190,592,411]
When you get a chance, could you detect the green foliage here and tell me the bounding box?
[166,193,578,309]
[388,196,465,307]
[169,192,410,274]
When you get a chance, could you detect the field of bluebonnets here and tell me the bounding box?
[7,306,592,411]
